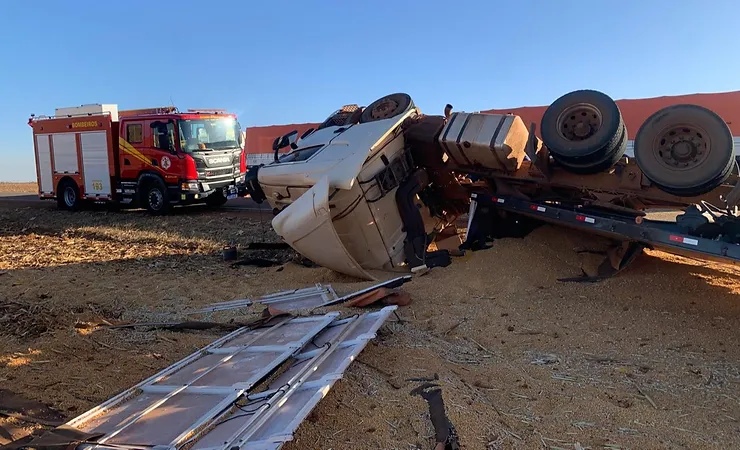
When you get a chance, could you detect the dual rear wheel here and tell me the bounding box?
[541,90,734,196]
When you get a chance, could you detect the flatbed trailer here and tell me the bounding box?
[465,191,740,279]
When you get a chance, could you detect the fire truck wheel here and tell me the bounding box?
[360,93,413,124]
[140,175,169,215]
[541,90,626,173]
[206,191,228,207]
[57,179,80,211]
[634,104,735,196]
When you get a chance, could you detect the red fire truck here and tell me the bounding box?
[29,104,247,214]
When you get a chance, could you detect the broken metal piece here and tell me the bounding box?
[187,298,253,315]
[187,284,339,315]
[2,425,103,450]
[196,306,398,450]
[64,313,339,449]
[410,383,460,450]
[257,284,337,311]
[318,276,412,308]
[559,241,645,283]
[48,306,397,450]
[345,287,412,308]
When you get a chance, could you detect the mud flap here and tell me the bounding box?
[272,177,376,280]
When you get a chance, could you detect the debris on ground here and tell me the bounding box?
[0,389,66,446]
[319,276,413,308]
[410,383,460,450]
[17,307,397,450]
[345,287,412,308]
[1,203,739,449]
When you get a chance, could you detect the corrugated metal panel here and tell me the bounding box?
[67,313,339,449]
[191,306,398,450]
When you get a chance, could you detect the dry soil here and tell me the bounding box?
[0,202,738,449]
[0,182,36,194]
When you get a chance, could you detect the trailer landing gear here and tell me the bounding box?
[559,241,645,283]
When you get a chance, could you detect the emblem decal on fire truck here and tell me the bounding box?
[161,156,171,170]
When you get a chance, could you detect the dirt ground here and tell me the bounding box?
[0,202,738,449]
[0,182,36,194]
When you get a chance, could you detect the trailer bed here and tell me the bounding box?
[468,193,740,268]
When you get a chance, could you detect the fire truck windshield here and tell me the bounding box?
[178,117,239,152]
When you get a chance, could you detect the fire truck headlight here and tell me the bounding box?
[181,181,200,192]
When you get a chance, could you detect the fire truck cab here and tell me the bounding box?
[29,104,247,214]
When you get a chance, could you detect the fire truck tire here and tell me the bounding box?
[57,179,80,211]
[634,104,735,196]
[139,175,169,215]
[206,191,228,207]
[360,93,413,124]
[541,90,625,173]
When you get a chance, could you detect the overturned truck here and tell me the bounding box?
[245,90,740,280]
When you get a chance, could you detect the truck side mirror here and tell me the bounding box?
[273,130,298,162]
[287,131,299,150]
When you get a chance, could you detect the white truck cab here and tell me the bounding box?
[251,95,420,280]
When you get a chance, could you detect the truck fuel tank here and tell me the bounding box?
[438,112,530,173]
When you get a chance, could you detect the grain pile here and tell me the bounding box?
[1,203,739,449]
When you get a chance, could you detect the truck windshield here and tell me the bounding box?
[178,117,239,152]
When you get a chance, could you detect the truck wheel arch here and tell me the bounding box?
[137,172,170,214]
[56,177,80,211]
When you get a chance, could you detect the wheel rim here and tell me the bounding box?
[556,103,603,142]
[370,98,399,120]
[149,189,164,210]
[64,186,76,207]
[652,124,710,171]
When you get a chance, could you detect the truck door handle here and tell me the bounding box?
[151,159,158,166]
[124,158,131,166]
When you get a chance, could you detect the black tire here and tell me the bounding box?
[57,179,80,211]
[555,123,628,174]
[206,191,228,207]
[541,90,626,174]
[139,174,169,215]
[359,93,413,123]
[634,104,735,197]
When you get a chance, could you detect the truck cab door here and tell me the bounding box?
[119,121,144,180]
[147,120,180,184]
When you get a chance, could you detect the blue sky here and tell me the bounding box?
[1,0,738,181]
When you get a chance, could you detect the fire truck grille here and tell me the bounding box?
[205,168,233,178]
